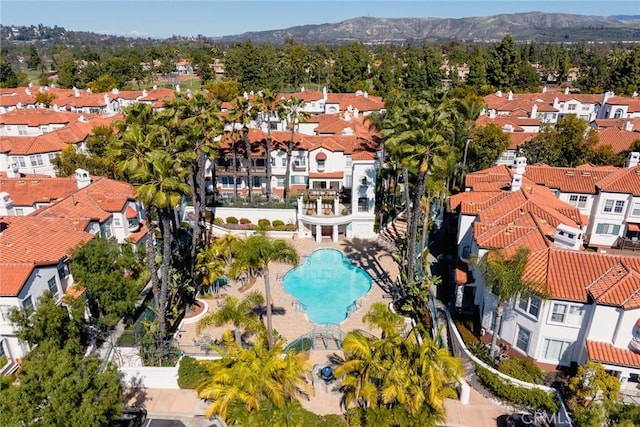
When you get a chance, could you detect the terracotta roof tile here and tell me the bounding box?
[308,172,344,179]
[325,93,385,112]
[525,165,614,193]
[587,340,640,368]
[0,176,79,207]
[0,263,34,296]
[596,165,640,196]
[0,109,79,126]
[596,128,640,154]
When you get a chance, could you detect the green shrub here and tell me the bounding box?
[177,356,209,389]
[239,218,251,225]
[475,364,558,412]
[213,217,224,225]
[468,343,498,368]
[257,218,271,228]
[453,318,480,346]
[0,355,7,367]
[272,219,285,227]
[498,357,544,384]
[226,216,238,224]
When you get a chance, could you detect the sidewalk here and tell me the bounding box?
[125,388,208,418]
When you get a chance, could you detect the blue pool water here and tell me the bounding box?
[283,249,372,324]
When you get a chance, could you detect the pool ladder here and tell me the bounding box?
[292,299,307,312]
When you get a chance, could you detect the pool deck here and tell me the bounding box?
[175,236,510,424]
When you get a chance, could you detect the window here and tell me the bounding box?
[270,158,276,167]
[517,295,541,319]
[252,176,261,187]
[48,277,59,297]
[603,199,614,212]
[11,156,26,168]
[220,176,239,189]
[29,154,44,167]
[581,105,590,111]
[17,125,28,135]
[317,159,326,169]
[48,153,56,161]
[595,223,621,235]
[57,263,68,279]
[22,296,34,311]
[276,177,285,187]
[515,326,531,352]
[569,195,587,208]
[40,125,50,133]
[614,108,623,119]
[114,217,121,227]
[567,104,576,111]
[550,303,567,322]
[102,223,112,238]
[0,306,12,321]
[542,339,572,364]
[633,203,640,216]
[291,175,308,185]
[613,200,625,213]
[281,158,287,167]
[358,197,369,212]
[14,208,24,215]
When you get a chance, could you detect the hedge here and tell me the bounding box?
[498,357,544,384]
[257,218,271,228]
[272,220,285,227]
[474,364,558,412]
[239,218,251,225]
[226,216,238,224]
[177,356,209,389]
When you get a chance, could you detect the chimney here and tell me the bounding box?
[73,87,80,97]
[625,121,634,132]
[364,91,368,98]
[301,86,305,92]
[531,104,538,119]
[75,168,91,189]
[0,192,14,212]
[510,173,523,191]
[496,90,502,97]
[553,97,560,108]
[511,156,527,175]
[564,87,570,95]
[542,86,547,93]
[142,89,148,98]
[488,109,497,119]
[86,88,92,93]
[78,115,88,123]
[152,85,157,90]
[353,108,359,118]
[323,86,328,101]
[554,224,583,250]
[626,152,640,168]
[175,84,180,93]
[507,91,513,101]
[25,88,31,96]
[602,91,615,105]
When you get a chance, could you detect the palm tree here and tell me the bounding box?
[196,330,313,424]
[385,95,458,283]
[197,292,265,344]
[334,303,462,424]
[230,234,299,349]
[255,89,285,200]
[133,149,190,352]
[473,247,540,357]
[164,92,223,271]
[282,96,309,201]
[228,97,254,202]
[194,245,227,296]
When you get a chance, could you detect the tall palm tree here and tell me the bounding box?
[194,245,227,296]
[164,92,223,272]
[473,247,541,357]
[255,89,284,200]
[282,96,309,201]
[197,292,265,344]
[133,149,190,352]
[197,329,313,424]
[228,97,254,202]
[230,234,299,349]
[385,95,458,283]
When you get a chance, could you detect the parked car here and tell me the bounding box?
[109,406,147,427]
[506,411,548,427]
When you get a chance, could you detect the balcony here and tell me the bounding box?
[292,160,307,171]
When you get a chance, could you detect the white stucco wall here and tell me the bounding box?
[212,207,297,225]
[587,192,629,247]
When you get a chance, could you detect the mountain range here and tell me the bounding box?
[3,12,640,45]
[216,12,640,44]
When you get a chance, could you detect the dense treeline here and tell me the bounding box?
[1,33,639,97]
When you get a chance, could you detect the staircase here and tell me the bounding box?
[378,212,408,252]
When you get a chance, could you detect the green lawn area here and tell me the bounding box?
[301,409,347,426]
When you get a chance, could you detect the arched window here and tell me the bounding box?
[614,108,623,118]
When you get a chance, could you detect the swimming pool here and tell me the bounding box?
[283,249,372,324]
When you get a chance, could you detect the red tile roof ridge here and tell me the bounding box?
[586,340,640,368]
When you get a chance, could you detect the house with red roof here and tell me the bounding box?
[0,169,146,373]
[597,93,640,120]
[448,158,640,386]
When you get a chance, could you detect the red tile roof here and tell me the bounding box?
[0,216,94,295]
[525,164,615,193]
[586,340,640,368]
[0,109,79,126]
[309,172,344,179]
[605,96,640,113]
[596,165,640,196]
[325,93,385,112]
[0,176,79,207]
[596,128,640,154]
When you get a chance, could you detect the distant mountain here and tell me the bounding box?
[217,12,640,44]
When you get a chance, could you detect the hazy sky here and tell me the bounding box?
[2,1,639,39]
